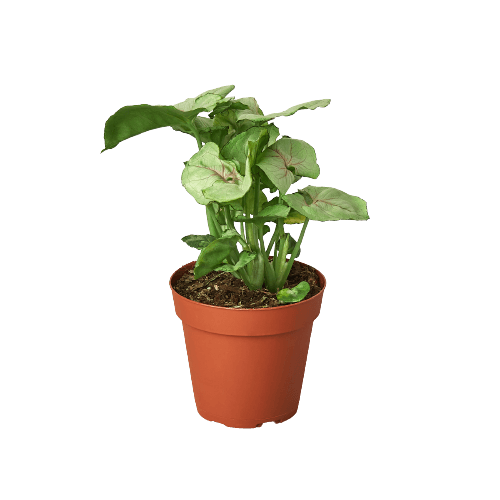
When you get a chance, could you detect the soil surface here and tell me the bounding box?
[172,260,322,309]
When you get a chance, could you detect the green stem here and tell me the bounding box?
[266,224,280,256]
[272,194,286,272]
[276,218,309,288]
[192,118,296,293]
[191,122,203,151]
[260,228,277,291]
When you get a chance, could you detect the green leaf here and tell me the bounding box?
[257,204,290,218]
[234,97,264,116]
[230,189,267,212]
[194,234,240,279]
[266,123,280,147]
[236,99,330,123]
[256,138,320,194]
[213,99,263,143]
[277,281,310,303]
[221,126,270,172]
[174,85,235,113]
[284,233,300,257]
[232,201,289,223]
[102,104,206,152]
[263,224,271,236]
[102,86,235,152]
[259,196,306,225]
[208,97,250,119]
[282,186,370,222]
[181,234,215,250]
[181,142,252,205]
[284,209,307,224]
[214,251,256,272]
[190,116,234,149]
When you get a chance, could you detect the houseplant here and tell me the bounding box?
[101,85,369,428]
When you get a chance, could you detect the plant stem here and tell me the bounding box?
[276,217,309,288]
[191,123,203,151]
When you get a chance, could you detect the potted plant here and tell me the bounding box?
[101,85,369,428]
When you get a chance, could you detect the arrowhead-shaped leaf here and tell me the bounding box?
[256,138,320,194]
[282,186,369,222]
[181,142,252,205]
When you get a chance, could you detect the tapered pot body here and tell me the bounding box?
[170,260,326,428]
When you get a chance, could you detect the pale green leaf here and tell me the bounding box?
[181,142,252,205]
[256,138,320,194]
[174,85,235,113]
[236,99,330,123]
[282,186,370,222]
[277,281,310,303]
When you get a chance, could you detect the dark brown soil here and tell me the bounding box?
[172,260,322,309]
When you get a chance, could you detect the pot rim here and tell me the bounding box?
[168,255,327,311]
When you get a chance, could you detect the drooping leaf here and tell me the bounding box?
[102,86,235,152]
[102,104,206,152]
[277,281,310,303]
[230,189,267,212]
[193,233,240,279]
[282,186,370,222]
[181,142,252,205]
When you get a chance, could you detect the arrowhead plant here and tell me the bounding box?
[101,85,369,300]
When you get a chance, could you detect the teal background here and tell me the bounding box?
[1,1,498,499]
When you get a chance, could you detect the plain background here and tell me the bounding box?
[1,1,499,499]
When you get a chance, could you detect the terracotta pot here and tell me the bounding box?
[169,260,326,428]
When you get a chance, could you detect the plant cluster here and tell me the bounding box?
[102,85,369,303]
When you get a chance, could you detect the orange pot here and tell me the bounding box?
[169,260,326,428]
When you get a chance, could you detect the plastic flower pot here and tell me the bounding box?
[169,260,326,428]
